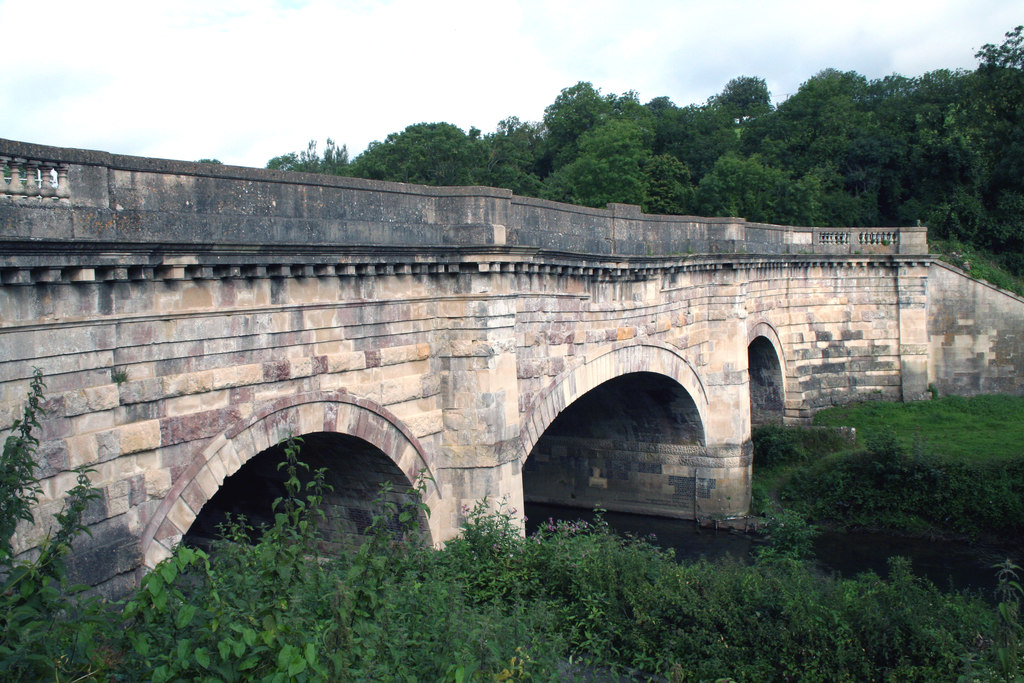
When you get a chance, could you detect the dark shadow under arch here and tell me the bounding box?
[183,431,428,553]
[523,371,706,519]
[748,336,785,427]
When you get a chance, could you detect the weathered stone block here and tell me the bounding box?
[62,384,119,417]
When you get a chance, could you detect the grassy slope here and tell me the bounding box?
[932,237,1024,298]
[812,394,1024,464]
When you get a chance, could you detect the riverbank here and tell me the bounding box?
[752,395,1024,541]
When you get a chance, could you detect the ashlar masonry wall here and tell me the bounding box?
[927,262,1024,396]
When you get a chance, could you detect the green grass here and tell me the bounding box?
[812,394,1024,464]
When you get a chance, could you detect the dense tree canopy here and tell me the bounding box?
[267,25,1024,272]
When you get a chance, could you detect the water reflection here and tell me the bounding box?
[525,503,1022,597]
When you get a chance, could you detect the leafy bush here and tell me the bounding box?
[781,427,1024,535]
[752,424,851,468]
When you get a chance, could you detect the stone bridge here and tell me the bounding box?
[3,139,1024,594]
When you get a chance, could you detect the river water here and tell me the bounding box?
[525,502,1022,598]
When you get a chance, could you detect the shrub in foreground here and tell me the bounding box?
[0,376,1017,681]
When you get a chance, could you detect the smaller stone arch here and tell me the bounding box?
[747,320,787,427]
[140,390,436,568]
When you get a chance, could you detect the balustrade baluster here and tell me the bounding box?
[6,158,24,196]
[56,164,70,198]
[0,156,8,195]
[38,163,55,198]
[23,160,39,197]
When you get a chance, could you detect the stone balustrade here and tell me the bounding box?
[818,231,850,245]
[1,155,70,199]
[858,230,899,246]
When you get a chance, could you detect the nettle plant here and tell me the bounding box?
[0,369,109,681]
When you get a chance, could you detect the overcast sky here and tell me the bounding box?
[3,0,1021,169]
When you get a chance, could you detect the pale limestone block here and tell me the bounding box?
[350,382,383,404]
[210,363,262,390]
[233,428,261,465]
[381,375,423,405]
[134,450,161,473]
[161,373,190,398]
[194,466,219,499]
[167,497,197,534]
[126,506,145,535]
[206,451,227,486]
[253,384,296,405]
[290,357,314,379]
[202,433,228,460]
[145,468,173,498]
[93,460,121,485]
[145,542,173,568]
[190,370,215,394]
[180,282,213,309]
[63,384,119,417]
[403,410,443,438]
[393,443,420,478]
[66,433,98,468]
[39,470,79,504]
[220,441,242,477]
[313,340,345,355]
[317,373,346,392]
[107,478,130,500]
[264,420,292,449]
[163,370,214,398]
[107,491,130,517]
[296,402,323,435]
[70,410,116,435]
[380,343,430,366]
[119,420,161,455]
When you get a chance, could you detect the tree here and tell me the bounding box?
[349,123,487,186]
[710,76,773,123]
[646,97,739,182]
[973,25,1024,248]
[695,152,823,225]
[541,82,613,170]
[266,138,349,175]
[543,118,649,208]
[643,154,693,215]
[482,117,545,196]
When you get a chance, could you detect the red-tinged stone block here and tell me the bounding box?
[262,360,290,382]
[160,407,241,447]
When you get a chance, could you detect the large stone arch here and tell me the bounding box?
[140,390,437,568]
[520,341,709,461]
[747,320,788,426]
[518,342,712,518]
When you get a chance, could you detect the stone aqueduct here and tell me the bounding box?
[3,139,1024,593]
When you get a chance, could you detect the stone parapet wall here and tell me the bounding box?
[1,138,925,258]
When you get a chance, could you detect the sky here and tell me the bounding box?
[2,0,1022,169]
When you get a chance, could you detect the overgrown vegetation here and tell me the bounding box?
[2,374,1022,680]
